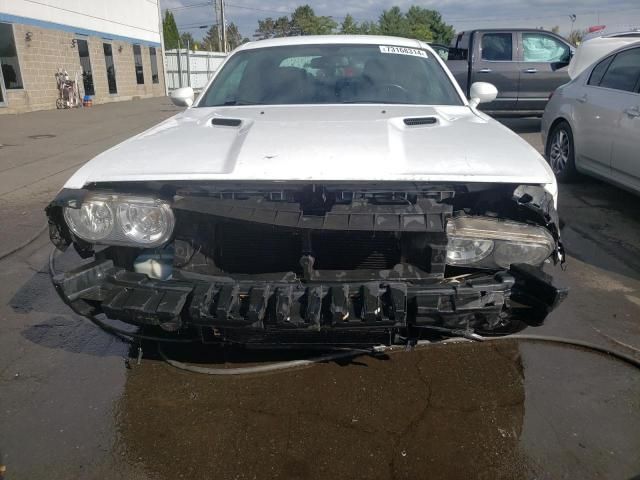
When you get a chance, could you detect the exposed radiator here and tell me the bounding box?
[214,222,401,274]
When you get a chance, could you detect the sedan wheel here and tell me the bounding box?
[546,121,577,182]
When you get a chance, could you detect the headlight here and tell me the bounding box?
[446,216,555,269]
[63,196,114,241]
[64,194,174,247]
[117,199,174,245]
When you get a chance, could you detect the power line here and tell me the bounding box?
[166,1,212,12]
[178,20,216,28]
[226,3,293,16]
[21,0,159,34]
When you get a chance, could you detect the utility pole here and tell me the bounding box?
[569,14,577,36]
[221,0,227,53]
[213,0,221,51]
[156,0,169,95]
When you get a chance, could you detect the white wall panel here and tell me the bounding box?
[0,0,161,44]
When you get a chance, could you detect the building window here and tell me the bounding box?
[76,38,95,96]
[133,44,144,84]
[103,43,117,94]
[0,22,24,89]
[149,46,159,84]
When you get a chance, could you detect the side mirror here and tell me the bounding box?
[170,87,195,107]
[469,82,498,108]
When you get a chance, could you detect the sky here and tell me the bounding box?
[160,0,640,41]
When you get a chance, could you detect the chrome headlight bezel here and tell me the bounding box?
[63,195,115,242]
[64,194,175,247]
[446,216,555,269]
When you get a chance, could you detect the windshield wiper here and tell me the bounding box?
[340,100,411,105]
[221,99,262,106]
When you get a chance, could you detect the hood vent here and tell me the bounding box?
[403,117,437,126]
[211,118,242,127]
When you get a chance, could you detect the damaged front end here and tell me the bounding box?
[46,182,567,346]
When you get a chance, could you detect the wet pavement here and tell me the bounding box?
[1,102,639,479]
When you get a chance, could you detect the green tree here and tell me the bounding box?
[376,6,454,43]
[405,6,434,42]
[252,5,453,42]
[180,32,197,49]
[357,21,380,35]
[254,5,336,38]
[226,23,244,50]
[425,9,455,44]
[378,7,407,37]
[202,24,221,50]
[254,17,276,39]
[163,11,180,49]
[202,23,243,51]
[274,16,292,37]
[568,29,585,45]
[551,25,560,34]
[291,5,336,35]
[254,16,293,38]
[340,14,359,34]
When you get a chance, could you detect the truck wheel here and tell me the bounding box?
[546,121,577,183]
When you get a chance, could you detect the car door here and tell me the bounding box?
[606,47,640,190]
[471,32,518,111]
[571,54,617,177]
[517,32,572,112]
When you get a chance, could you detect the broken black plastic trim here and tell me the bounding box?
[512,185,565,264]
[51,256,567,342]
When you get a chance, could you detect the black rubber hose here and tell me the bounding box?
[416,326,640,370]
[49,248,640,371]
[158,343,379,375]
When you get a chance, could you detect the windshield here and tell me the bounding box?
[198,44,463,107]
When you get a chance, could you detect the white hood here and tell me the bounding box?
[63,105,555,189]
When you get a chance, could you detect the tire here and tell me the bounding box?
[546,120,577,183]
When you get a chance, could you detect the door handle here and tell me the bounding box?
[576,94,588,104]
[478,68,492,73]
[625,107,640,118]
[523,68,538,74]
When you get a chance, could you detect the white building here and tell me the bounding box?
[0,0,166,114]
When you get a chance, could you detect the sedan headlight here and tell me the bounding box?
[446,216,554,269]
[64,194,174,247]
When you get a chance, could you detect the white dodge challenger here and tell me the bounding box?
[47,36,566,346]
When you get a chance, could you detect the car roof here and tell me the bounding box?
[236,35,427,52]
[583,27,640,42]
[456,28,559,33]
[569,36,640,79]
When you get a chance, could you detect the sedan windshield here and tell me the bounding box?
[198,44,463,107]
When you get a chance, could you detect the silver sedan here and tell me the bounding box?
[541,41,640,193]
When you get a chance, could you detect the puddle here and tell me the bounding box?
[114,340,640,479]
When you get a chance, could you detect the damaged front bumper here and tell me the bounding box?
[52,256,567,344]
[47,181,568,345]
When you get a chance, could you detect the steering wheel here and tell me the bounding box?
[380,83,410,100]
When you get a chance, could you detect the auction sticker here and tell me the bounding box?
[379,45,428,58]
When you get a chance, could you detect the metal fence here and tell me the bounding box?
[165,49,227,92]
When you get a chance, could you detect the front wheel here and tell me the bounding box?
[546,121,577,182]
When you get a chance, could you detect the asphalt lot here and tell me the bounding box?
[1,98,639,479]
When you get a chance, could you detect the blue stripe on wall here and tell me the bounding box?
[0,12,161,47]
